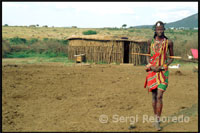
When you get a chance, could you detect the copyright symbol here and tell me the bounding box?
[99,114,108,123]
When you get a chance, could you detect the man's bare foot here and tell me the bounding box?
[153,122,162,131]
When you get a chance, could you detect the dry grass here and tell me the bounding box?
[2,26,198,59]
[2,27,154,40]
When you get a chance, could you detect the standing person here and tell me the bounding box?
[144,21,174,131]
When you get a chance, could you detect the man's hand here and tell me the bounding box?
[146,63,152,68]
[150,66,163,72]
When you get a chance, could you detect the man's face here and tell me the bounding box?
[155,26,164,37]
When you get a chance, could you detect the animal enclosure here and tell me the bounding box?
[67,35,148,65]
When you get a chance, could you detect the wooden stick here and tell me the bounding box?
[131,53,182,59]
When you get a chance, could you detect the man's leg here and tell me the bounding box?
[152,89,157,116]
[153,89,164,131]
[156,89,164,122]
[152,89,159,129]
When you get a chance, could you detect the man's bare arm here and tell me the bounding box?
[146,39,151,64]
[166,40,174,66]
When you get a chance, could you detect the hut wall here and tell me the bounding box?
[129,41,148,65]
[68,39,147,65]
[68,39,123,63]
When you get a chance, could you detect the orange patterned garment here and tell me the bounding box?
[144,38,169,92]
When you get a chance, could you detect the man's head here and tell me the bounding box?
[154,21,165,37]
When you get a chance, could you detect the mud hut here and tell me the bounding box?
[67,35,148,65]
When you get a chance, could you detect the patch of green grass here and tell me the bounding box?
[10,57,74,65]
[9,37,27,45]
[106,28,120,31]
[82,30,97,35]
[129,30,134,32]
[86,60,94,64]
[96,61,108,64]
[46,57,74,63]
[4,51,67,58]
[29,38,39,45]
[170,59,198,67]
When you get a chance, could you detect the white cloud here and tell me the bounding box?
[3,2,197,15]
[52,2,135,15]
[153,10,192,23]
[139,2,198,11]
[2,2,198,27]
[3,2,29,8]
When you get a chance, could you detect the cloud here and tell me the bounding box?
[52,2,135,15]
[3,2,29,8]
[153,10,192,23]
[3,2,197,16]
[2,2,198,27]
[141,2,198,11]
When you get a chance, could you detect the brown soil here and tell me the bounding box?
[2,60,198,132]
[174,70,183,76]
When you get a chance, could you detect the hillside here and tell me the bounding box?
[134,13,198,29]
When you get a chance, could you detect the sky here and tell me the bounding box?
[2,2,198,28]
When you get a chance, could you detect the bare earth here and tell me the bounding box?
[2,59,198,132]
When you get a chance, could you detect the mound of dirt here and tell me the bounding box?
[174,70,183,76]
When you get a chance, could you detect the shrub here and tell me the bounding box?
[29,38,39,45]
[2,40,11,57]
[82,30,97,35]
[56,39,68,45]
[29,25,36,27]
[43,38,49,41]
[129,30,134,32]
[106,28,120,30]
[9,37,27,45]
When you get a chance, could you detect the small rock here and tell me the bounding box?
[56,96,62,100]
[175,70,183,76]
[128,124,136,130]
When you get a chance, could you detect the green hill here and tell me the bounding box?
[165,13,198,28]
[134,13,198,29]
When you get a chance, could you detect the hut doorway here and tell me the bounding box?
[123,41,130,63]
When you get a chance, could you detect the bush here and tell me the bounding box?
[56,39,68,45]
[29,25,36,27]
[129,30,134,32]
[43,38,49,41]
[106,28,120,30]
[2,37,69,58]
[29,38,39,45]
[82,30,97,35]
[9,37,27,45]
[2,40,11,57]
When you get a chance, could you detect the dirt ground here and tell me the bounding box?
[2,59,198,132]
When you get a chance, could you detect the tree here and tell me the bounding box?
[29,25,36,27]
[43,25,48,28]
[4,24,9,26]
[122,24,127,29]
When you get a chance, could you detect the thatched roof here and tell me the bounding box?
[67,35,148,43]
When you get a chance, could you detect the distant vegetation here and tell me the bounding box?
[82,30,97,35]
[165,13,198,29]
[2,37,68,58]
[122,24,127,28]
[2,13,198,61]
[2,26,198,59]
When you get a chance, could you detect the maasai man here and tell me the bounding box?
[144,21,174,131]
